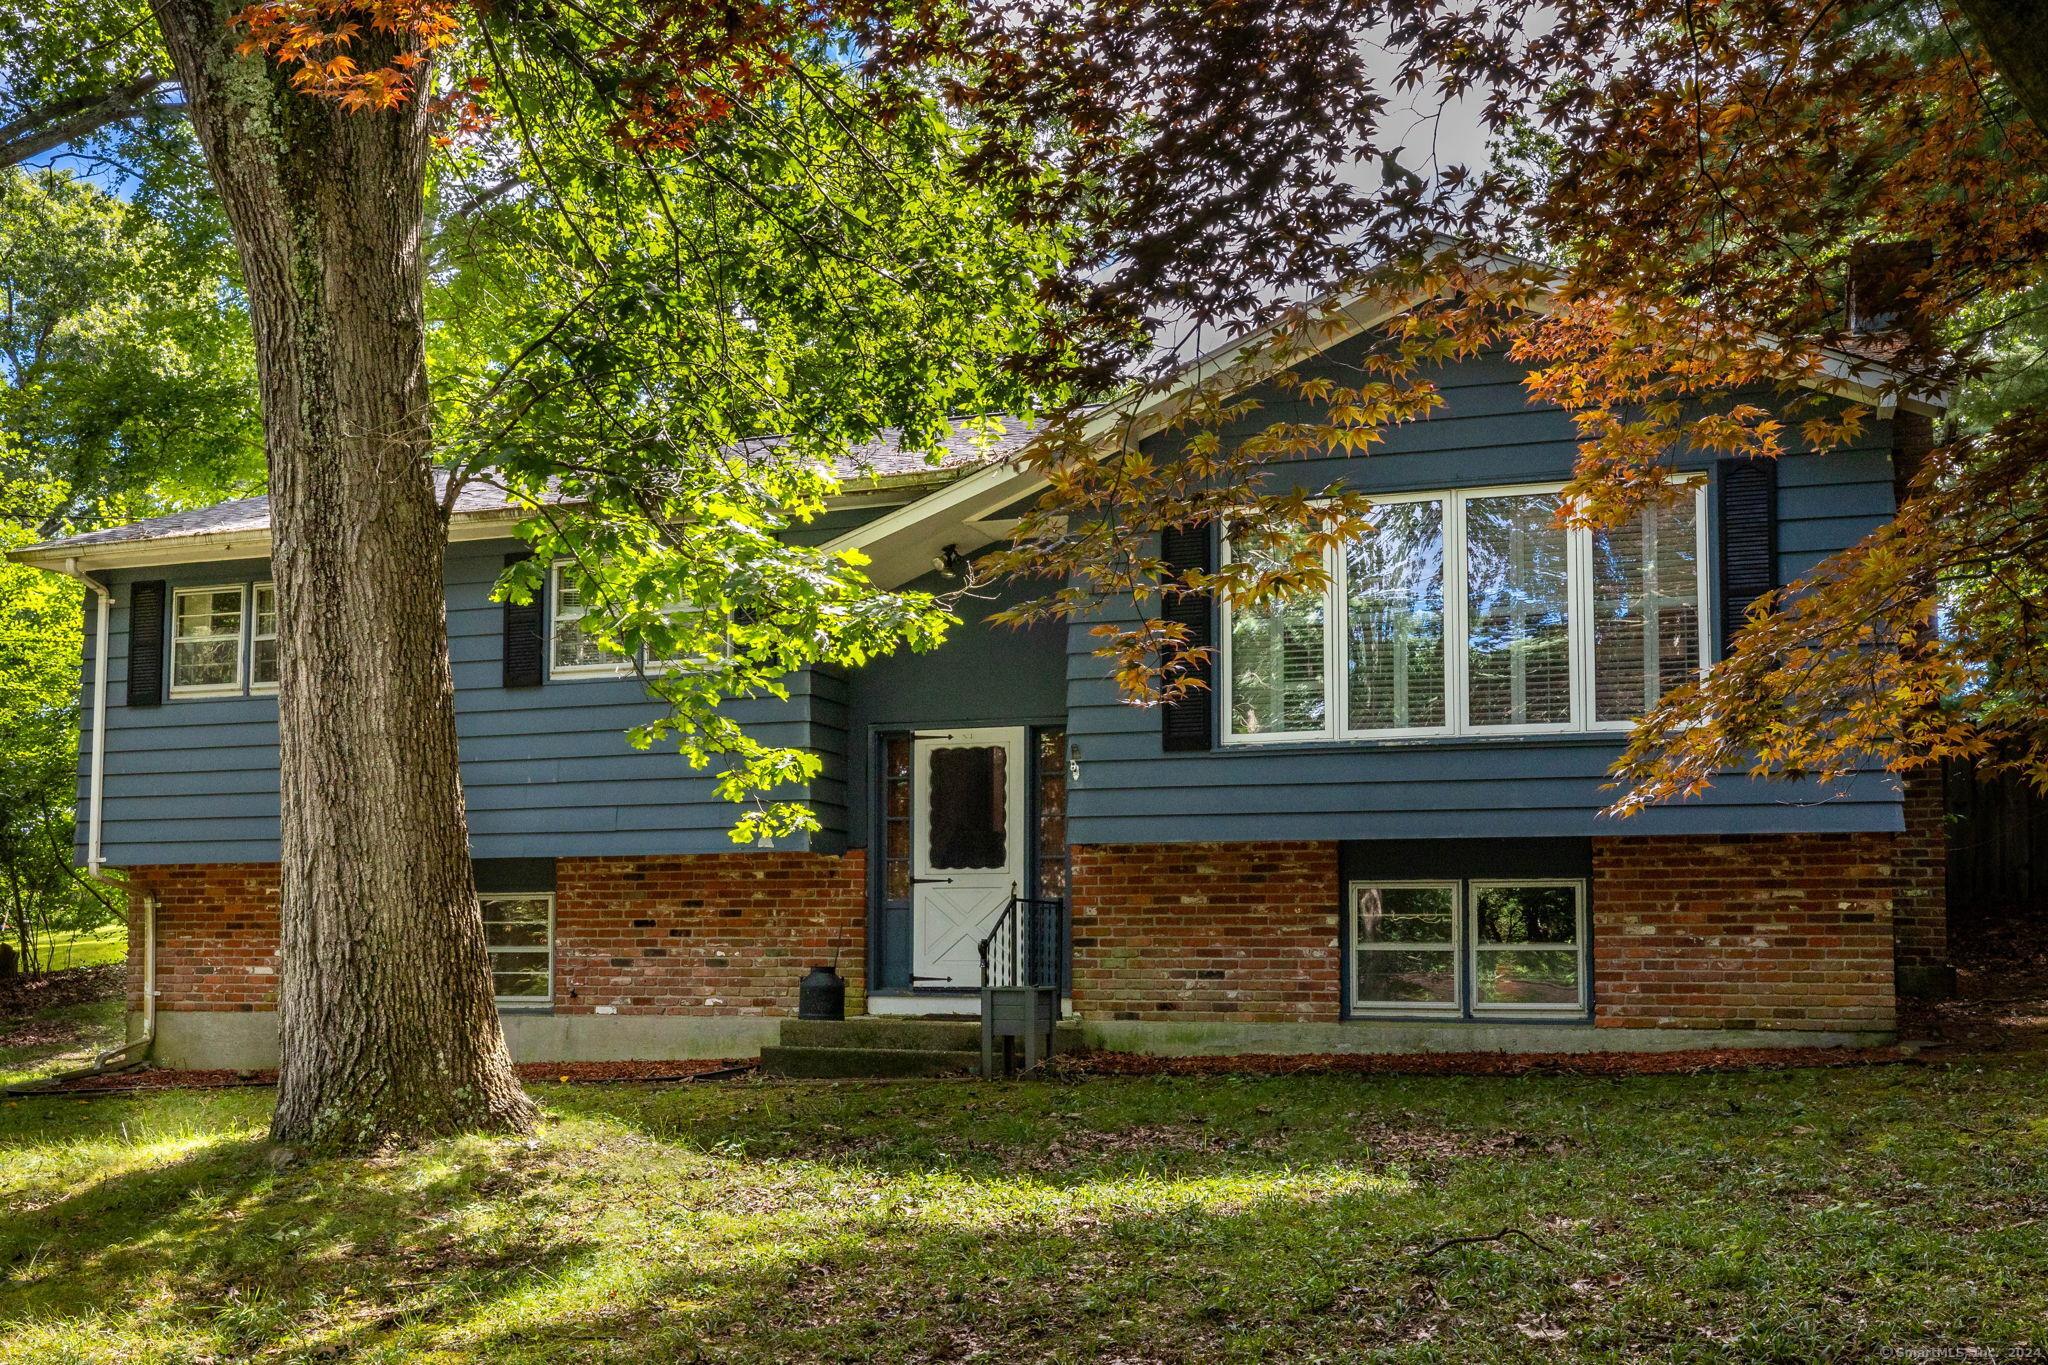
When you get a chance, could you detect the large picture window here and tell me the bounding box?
[1350,878,1588,1017]
[1222,482,1708,741]
[1227,527,1328,736]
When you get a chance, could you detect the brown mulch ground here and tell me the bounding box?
[1898,964,2048,1053]
[1039,1043,1914,1081]
[0,964,123,1026]
[14,1057,756,1095]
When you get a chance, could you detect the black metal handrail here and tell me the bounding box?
[976,891,1064,990]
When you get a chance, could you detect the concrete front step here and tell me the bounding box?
[758,1044,980,1079]
[779,1017,984,1052]
[764,1017,1086,1078]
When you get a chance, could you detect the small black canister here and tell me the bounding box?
[797,965,846,1020]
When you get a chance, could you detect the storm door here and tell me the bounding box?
[911,727,1027,987]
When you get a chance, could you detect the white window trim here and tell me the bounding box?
[1467,878,1589,1018]
[249,581,279,695]
[168,583,249,699]
[1349,879,1463,1017]
[482,891,556,1006]
[548,559,637,678]
[1220,480,1711,745]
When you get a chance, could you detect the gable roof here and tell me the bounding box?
[13,269,1938,582]
[7,419,1039,572]
[827,280,1946,588]
[825,290,1411,586]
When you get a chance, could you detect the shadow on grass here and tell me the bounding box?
[539,1072,1567,1186]
[3,1066,2036,1362]
[0,1079,1491,1363]
[0,1121,600,1361]
[454,1184,1445,1364]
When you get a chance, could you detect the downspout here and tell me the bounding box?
[63,557,111,878]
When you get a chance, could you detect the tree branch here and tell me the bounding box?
[0,74,182,169]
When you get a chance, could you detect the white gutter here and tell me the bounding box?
[63,557,112,878]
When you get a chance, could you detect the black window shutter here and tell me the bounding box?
[502,552,545,688]
[1717,459,1778,655]
[126,580,166,708]
[1158,522,1216,752]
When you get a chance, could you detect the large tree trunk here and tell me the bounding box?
[149,1,535,1150]
[1957,0,2048,132]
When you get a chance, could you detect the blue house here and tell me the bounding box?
[10,299,1949,1071]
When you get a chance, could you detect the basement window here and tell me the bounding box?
[1350,878,1587,1019]
[481,893,554,1004]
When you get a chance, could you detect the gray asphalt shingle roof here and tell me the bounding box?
[23,418,1038,557]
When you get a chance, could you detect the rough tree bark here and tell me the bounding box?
[1956,0,2048,132]
[147,0,535,1150]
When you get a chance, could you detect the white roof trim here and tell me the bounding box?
[4,506,543,572]
[4,476,946,573]
[824,292,1414,587]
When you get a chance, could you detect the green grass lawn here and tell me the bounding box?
[28,925,128,973]
[2,1028,2045,1365]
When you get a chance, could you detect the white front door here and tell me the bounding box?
[911,726,1027,988]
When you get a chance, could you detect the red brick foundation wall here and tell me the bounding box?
[125,864,282,1012]
[1069,842,1340,1023]
[1893,772,1949,971]
[125,831,1912,1038]
[1591,836,1896,1032]
[553,852,865,1015]
[120,852,866,1018]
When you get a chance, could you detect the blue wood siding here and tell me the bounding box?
[1062,342,1907,845]
[82,542,839,865]
[71,343,1909,865]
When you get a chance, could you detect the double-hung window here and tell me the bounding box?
[170,586,248,697]
[169,581,280,697]
[480,893,553,1004]
[250,583,279,691]
[1223,481,1708,740]
[1351,878,1588,1017]
[549,559,710,679]
[549,564,617,675]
